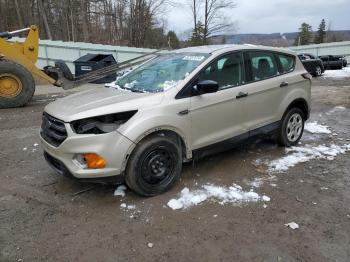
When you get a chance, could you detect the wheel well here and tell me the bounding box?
[138,130,188,161]
[286,99,309,120]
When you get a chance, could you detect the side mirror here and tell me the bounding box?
[194,80,219,95]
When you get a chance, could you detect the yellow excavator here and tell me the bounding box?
[0,25,159,109]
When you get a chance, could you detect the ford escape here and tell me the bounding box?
[40,45,311,196]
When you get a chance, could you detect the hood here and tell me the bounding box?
[44,87,163,122]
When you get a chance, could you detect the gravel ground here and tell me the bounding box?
[0,75,349,262]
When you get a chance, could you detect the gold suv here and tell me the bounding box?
[40,45,311,196]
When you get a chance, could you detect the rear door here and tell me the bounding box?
[242,51,295,132]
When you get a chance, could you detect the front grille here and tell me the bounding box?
[40,113,67,147]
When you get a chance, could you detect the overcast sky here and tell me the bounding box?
[165,0,350,36]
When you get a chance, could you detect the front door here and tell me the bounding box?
[188,52,248,149]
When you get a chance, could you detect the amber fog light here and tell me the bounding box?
[83,153,107,169]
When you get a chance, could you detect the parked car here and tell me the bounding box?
[332,55,348,67]
[319,55,344,69]
[40,45,311,196]
[298,53,324,76]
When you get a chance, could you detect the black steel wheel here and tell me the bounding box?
[141,147,175,185]
[125,134,182,196]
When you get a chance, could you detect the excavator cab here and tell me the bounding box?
[0,25,160,109]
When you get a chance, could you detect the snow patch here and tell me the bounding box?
[326,106,347,115]
[285,222,299,229]
[167,184,270,210]
[323,66,350,78]
[267,144,350,172]
[114,185,127,197]
[304,122,331,134]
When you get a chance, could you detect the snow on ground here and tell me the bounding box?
[245,175,277,189]
[114,185,127,197]
[304,121,331,134]
[267,143,350,172]
[326,106,347,115]
[167,184,270,210]
[323,66,350,78]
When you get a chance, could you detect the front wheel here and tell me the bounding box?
[125,135,182,196]
[277,108,305,147]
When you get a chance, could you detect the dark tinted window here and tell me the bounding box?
[198,52,245,90]
[319,56,328,61]
[278,53,295,73]
[247,51,279,81]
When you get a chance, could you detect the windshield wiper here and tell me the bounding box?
[130,89,145,93]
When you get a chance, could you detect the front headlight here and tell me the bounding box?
[71,110,137,134]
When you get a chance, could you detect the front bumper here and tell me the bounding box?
[40,121,135,181]
[43,152,124,184]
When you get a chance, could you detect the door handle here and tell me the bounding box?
[280,81,289,87]
[178,109,189,115]
[236,92,248,99]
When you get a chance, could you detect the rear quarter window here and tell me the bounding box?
[277,53,295,73]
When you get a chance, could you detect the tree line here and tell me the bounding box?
[294,19,341,46]
[0,0,182,48]
[0,0,237,48]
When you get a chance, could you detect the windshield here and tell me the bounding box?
[114,52,210,93]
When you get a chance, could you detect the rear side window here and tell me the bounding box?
[247,51,279,81]
[277,53,295,73]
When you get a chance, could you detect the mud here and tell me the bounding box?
[0,76,350,262]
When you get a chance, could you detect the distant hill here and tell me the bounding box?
[210,30,350,47]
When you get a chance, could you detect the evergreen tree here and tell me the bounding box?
[189,21,205,46]
[167,31,180,49]
[294,23,313,46]
[314,19,326,44]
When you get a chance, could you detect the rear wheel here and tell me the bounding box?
[0,60,35,108]
[125,135,182,196]
[277,108,305,147]
[315,66,322,76]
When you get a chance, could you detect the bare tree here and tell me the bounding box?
[37,0,52,39]
[203,0,236,43]
[187,0,236,44]
[14,0,24,28]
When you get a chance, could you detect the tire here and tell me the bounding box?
[314,66,322,77]
[0,60,35,108]
[125,135,182,196]
[277,108,305,147]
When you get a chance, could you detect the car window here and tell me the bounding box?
[320,56,328,61]
[277,53,295,73]
[115,52,210,93]
[197,52,245,90]
[247,51,279,81]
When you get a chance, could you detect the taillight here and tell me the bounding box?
[302,72,312,80]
